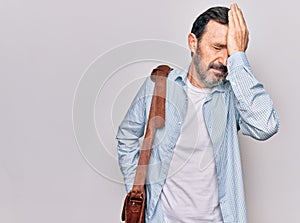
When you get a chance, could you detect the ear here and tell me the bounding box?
[188,33,198,55]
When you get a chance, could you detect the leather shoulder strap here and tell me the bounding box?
[150,64,172,80]
[132,65,172,191]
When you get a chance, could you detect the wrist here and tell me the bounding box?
[227,52,250,74]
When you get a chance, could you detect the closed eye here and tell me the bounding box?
[212,44,226,51]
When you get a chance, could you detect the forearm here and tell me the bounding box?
[227,52,279,140]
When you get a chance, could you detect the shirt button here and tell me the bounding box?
[178,122,182,125]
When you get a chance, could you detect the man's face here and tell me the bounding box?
[193,20,229,88]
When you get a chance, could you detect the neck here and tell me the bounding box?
[187,63,207,88]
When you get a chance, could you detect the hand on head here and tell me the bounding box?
[227,3,249,56]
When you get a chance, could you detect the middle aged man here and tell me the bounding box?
[117,3,279,223]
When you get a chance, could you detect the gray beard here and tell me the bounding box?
[193,55,223,88]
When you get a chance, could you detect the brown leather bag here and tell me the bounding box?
[121,65,172,223]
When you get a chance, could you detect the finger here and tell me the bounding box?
[228,8,237,29]
[230,3,241,27]
[235,6,248,29]
[228,9,235,28]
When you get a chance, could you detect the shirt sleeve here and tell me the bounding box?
[226,52,280,140]
[116,77,149,192]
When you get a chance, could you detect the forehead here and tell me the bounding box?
[201,20,228,43]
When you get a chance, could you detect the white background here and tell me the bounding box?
[1,0,299,222]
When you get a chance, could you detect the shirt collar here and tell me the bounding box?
[168,65,189,84]
[168,64,226,93]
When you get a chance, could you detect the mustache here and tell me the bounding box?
[209,63,228,74]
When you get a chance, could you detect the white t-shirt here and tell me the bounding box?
[161,79,223,223]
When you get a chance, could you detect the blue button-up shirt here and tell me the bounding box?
[117,52,279,223]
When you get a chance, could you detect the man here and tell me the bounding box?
[117,3,279,223]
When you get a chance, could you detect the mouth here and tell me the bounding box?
[211,68,227,78]
[209,63,228,78]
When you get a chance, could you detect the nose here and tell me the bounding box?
[218,49,228,67]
